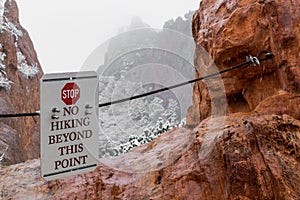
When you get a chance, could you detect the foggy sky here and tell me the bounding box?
[15,0,200,73]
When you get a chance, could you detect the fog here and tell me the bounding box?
[15,0,199,73]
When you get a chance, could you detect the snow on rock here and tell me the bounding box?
[0,46,13,91]
[1,0,35,86]
[0,141,8,164]
[0,44,12,90]
[2,18,23,38]
[16,51,39,79]
[1,0,23,38]
[1,0,300,199]
[0,0,42,165]
[0,50,6,70]
[0,0,6,29]
[17,62,39,79]
[0,76,12,90]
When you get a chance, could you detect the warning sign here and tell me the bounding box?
[61,82,80,105]
[40,71,99,181]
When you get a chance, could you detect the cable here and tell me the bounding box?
[99,61,249,107]
[99,51,274,108]
[0,51,274,117]
[0,111,40,118]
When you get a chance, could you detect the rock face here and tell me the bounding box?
[187,0,300,127]
[1,114,300,199]
[0,0,42,165]
[1,0,300,199]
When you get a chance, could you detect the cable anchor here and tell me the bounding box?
[247,55,260,67]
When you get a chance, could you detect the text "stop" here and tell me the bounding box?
[61,82,80,105]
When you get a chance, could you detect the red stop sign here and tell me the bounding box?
[61,82,80,105]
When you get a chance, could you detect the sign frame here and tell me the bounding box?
[40,71,99,181]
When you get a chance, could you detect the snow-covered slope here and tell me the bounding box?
[97,13,194,157]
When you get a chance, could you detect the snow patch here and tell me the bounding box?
[0,63,4,70]
[0,42,11,90]
[0,0,6,29]
[0,51,6,71]
[0,1,23,38]
[2,18,23,38]
[0,141,8,165]
[17,51,39,79]
[0,51,6,61]
[0,75,13,90]
[111,117,186,157]
[18,63,39,79]
[0,0,7,33]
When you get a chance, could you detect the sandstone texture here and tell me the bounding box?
[187,0,300,127]
[1,114,300,199]
[1,0,300,199]
[0,0,42,165]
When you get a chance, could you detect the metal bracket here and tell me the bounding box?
[51,107,60,120]
[247,55,260,67]
[85,104,93,115]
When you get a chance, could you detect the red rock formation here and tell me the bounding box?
[1,114,300,199]
[255,93,300,119]
[187,0,300,127]
[0,0,42,165]
[1,0,300,199]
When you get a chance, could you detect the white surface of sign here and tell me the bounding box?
[40,71,99,181]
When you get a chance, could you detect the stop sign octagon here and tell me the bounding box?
[61,82,80,105]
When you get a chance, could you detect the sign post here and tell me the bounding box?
[40,71,99,181]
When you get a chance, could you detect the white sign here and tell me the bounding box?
[40,71,99,181]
